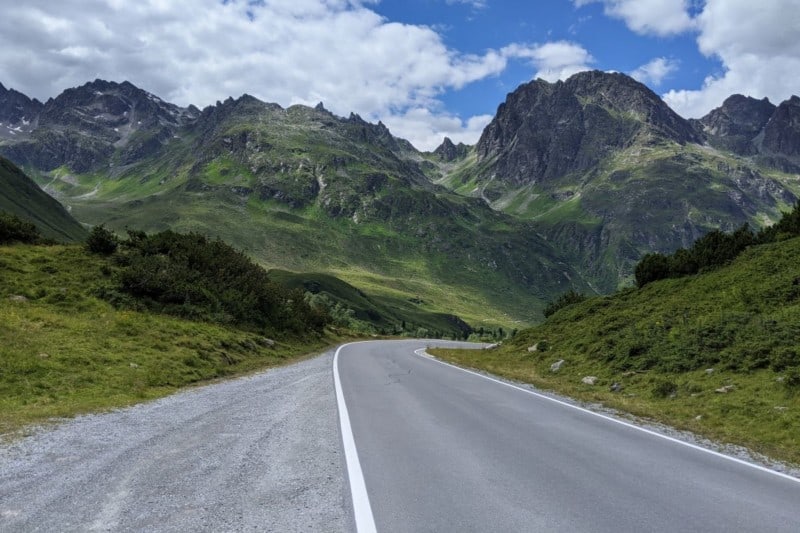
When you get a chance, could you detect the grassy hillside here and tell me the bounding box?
[438,136,797,292]
[11,96,593,327]
[0,242,341,436]
[0,157,87,242]
[432,236,800,465]
[268,269,471,337]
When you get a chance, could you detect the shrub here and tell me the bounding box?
[0,212,41,244]
[651,380,678,398]
[635,253,671,287]
[770,348,797,372]
[785,368,800,392]
[86,225,119,255]
[543,290,588,318]
[110,229,328,335]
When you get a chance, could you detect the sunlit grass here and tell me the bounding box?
[432,237,800,465]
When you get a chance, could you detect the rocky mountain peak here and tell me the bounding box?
[694,94,775,155]
[475,70,700,186]
[762,95,800,158]
[433,137,469,162]
[0,82,44,135]
[38,79,192,140]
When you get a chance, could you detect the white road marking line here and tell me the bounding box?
[334,343,378,533]
[414,348,800,485]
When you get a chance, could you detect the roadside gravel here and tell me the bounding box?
[0,349,352,532]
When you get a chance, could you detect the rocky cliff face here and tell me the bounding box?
[476,71,700,186]
[0,80,198,172]
[433,137,469,162]
[0,83,43,139]
[695,94,800,170]
[762,95,800,157]
[692,95,775,155]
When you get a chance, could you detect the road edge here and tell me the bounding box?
[414,348,800,485]
[333,343,378,533]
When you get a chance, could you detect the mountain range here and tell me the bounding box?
[1,72,798,325]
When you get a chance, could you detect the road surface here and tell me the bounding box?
[2,340,797,532]
[335,340,800,532]
[0,351,352,532]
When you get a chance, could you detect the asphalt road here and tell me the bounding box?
[336,340,800,532]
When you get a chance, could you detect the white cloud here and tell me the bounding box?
[575,0,694,36]
[445,0,487,8]
[663,0,800,118]
[630,57,679,86]
[0,0,539,150]
[503,41,594,82]
[382,109,493,152]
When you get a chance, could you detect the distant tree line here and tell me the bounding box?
[92,228,328,336]
[635,201,800,288]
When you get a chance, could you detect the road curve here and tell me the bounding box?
[336,340,800,533]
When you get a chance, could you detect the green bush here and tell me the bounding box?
[652,380,678,398]
[85,225,119,255]
[0,212,41,244]
[635,203,800,288]
[635,253,671,288]
[784,368,800,392]
[110,230,328,336]
[543,290,588,318]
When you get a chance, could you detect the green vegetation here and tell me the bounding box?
[102,229,328,336]
[543,289,588,318]
[268,269,472,337]
[636,203,800,287]
[0,157,87,242]
[0,212,42,244]
[431,232,800,465]
[85,224,119,255]
[0,239,341,436]
[23,100,590,327]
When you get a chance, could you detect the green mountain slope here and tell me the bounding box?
[432,234,800,464]
[267,269,471,337]
[2,84,592,325]
[0,157,86,242]
[434,71,798,291]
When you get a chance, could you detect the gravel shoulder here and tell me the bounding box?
[0,349,352,533]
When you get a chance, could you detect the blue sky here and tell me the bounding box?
[0,1,798,150]
[371,0,723,122]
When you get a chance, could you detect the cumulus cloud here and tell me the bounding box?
[382,109,494,152]
[630,57,679,86]
[503,41,594,82]
[663,0,800,118]
[575,0,694,36]
[0,0,539,149]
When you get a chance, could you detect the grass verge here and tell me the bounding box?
[430,238,800,466]
[0,243,349,437]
